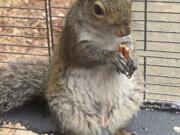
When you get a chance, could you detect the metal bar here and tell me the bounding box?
[134,0,180,4]
[0,61,48,66]
[132,29,144,32]
[133,10,180,14]
[146,74,180,80]
[144,0,147,51]
[0,34,46,39]
[147,11,180,14]
[0,52,48,57]
[0,43,48,48]
[139,63,180,69]
[48,0,55,49]
[51,6,70,9]
[146,82,180,88]
[138,55,180,60]
[147,40,180,44]
[0,6,45,10]
[132,19,144,22]
[149,56,180,60]
[136,40,180,44]
[0,15,45,20]
[145,64,180,69]
[44,0,51,57]
[0,25,46,30]
[146,91,180,97]
[136,40,145,42]
[133,19,180,24]
[143,0,148,100]
[133,30,180,35]
[147,20,180,24]
[143,57,147,99]
[137,49,180,54]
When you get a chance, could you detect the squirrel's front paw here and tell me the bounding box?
[110,52,129,75]
[110,52,137,78]
[126,57,137,78]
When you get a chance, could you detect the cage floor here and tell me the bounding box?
[1,101,180,135]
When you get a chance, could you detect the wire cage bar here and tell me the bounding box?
[0,0,180,111]
[0,0,50,68]
[134,0,180,110]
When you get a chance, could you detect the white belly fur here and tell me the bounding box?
[63,66,142,133]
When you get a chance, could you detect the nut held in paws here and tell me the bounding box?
[118,45,129,59]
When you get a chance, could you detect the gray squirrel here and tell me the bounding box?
[0,0,142,135]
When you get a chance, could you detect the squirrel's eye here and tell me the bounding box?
[124,20,130,26]
[93,1,105,17]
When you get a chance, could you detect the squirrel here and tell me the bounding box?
[0,0,142,135]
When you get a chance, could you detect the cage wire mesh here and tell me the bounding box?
[132,0,180,110]
[0,0,180,111]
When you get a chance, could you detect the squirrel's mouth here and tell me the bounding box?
[118,34,135,50]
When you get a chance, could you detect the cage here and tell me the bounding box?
[0,0,180,135]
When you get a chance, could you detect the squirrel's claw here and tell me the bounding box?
[111,52,137,78]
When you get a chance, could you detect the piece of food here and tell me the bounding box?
[118,44,129,59]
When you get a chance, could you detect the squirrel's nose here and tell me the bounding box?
[117,25,131,37]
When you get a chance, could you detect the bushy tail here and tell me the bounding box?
[0,58,48,114]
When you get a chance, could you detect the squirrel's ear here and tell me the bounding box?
[127,0,133,8]
[125,0,133,5]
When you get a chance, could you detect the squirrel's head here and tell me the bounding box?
[80,0,133,37]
